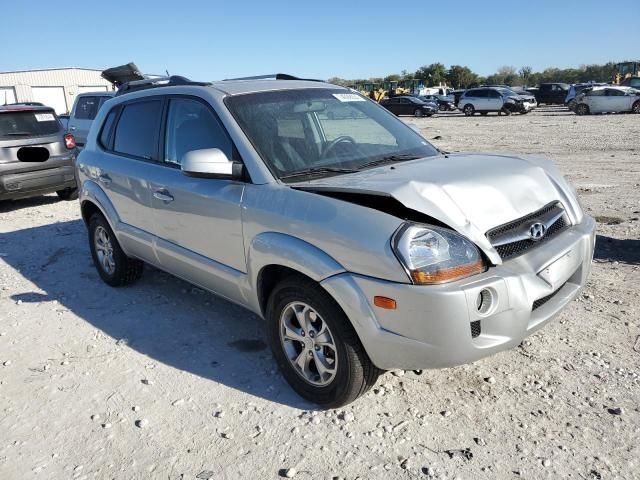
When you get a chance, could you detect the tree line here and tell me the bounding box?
[328,62,619,89]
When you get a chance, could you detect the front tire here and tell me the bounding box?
[576,104,590,116]
[88,213,143,287]
[414,109,423,117]
[633,101,640,114]
[56,187,78,201]
[463,104,475,116]
[266,275,380,408]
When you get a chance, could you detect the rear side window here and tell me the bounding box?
[0,109,61,138]
[164,98,232,165]
[113,100,161,159]
[74,96,100,120]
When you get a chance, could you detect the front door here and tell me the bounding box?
[149,96,246,300]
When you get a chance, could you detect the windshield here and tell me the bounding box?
[496,88,520,97]
[226,89,439,181]
[0,109,61,138]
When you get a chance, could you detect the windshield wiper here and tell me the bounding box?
[279,166,358,181]
[357,154,422,170]
[3,132,34,136]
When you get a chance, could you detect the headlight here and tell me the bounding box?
[392,223,485,284]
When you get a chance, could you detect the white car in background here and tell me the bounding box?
[575,86,640,115]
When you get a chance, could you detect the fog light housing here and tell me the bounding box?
[476,288,495,316]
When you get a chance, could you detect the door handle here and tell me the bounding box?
[153,190,174,202]
[98,173,112,186]
[69,126,77,131]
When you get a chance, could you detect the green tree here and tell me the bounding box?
[415,63,447,86]
[446,65,478,88]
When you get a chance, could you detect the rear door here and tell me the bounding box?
[604,88,629,112]
[95,98,162,260]
[149,96,246,297]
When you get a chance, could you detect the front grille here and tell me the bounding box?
[487,202,569,260]
[470,320,481,338]
[532,282,566,311]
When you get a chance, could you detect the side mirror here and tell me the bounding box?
[181,148,243,180]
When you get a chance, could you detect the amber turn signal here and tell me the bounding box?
[410,261,485,285]
[374,296,397,310]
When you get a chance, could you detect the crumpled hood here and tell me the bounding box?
[292,153,582,264]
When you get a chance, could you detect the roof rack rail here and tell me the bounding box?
[223,73,323,82]
[115,75,210,96]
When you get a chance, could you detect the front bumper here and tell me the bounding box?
[322,216,595,370]
[0,163,76,200]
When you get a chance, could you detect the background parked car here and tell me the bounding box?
[565,83,607,111]
[380,96,437,117]
[535,83,569,105]
[574,86,640,115]
[458,87,533,116]
[419,95,457,111]
[67,91,114,148]
[58,114,69,130]
[451,89,466,107]
[0,104,77,201]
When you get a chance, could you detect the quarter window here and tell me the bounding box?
[164,98,233,165]
[113,100,162,159]
[99,109,117,148]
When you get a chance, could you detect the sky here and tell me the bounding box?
[2,0,639,81]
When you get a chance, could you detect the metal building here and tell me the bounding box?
[0,67,114,114]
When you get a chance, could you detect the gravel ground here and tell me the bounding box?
[1,106,639,480]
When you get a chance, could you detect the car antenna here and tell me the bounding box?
[165,69,170,76]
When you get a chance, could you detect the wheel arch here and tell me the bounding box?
[79,180,120,230]
[247,232,346,316]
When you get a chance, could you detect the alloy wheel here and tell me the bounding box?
[279,301,338,386]
[94,225,116,275]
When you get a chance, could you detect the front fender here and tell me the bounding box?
[243,232,346,314]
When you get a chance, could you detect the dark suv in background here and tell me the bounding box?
[535,83,570,105]
[0,104,77,201]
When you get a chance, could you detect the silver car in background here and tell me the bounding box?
[575,86,640,115]
[67,91,114,148]
[77,76,595,407]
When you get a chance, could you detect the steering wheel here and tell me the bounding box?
[321,135,356,159]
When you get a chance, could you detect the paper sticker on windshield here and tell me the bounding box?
[34,113,55,122]
[333,93,366,102]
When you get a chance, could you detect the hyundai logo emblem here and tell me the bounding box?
[528,222,546,241]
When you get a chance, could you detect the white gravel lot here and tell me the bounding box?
[0,106,639,480]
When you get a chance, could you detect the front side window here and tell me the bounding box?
[113,100,161,159]
[164,98,233,165]
[226,89,439,180]
[75,96,100,120]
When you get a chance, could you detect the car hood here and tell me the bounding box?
[290,153,581,264]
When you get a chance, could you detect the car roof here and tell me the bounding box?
[0,104,57,112]
[77,91,115,97]
[114,75,346,99]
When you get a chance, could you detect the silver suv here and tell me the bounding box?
[459,87,536,116]
[77,75,595,407]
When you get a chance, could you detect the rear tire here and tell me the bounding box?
[88,213,143,287]
[266,275,381,408]
[463,104,475,116]
[56,187,78,201]
[576,104,590,116]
